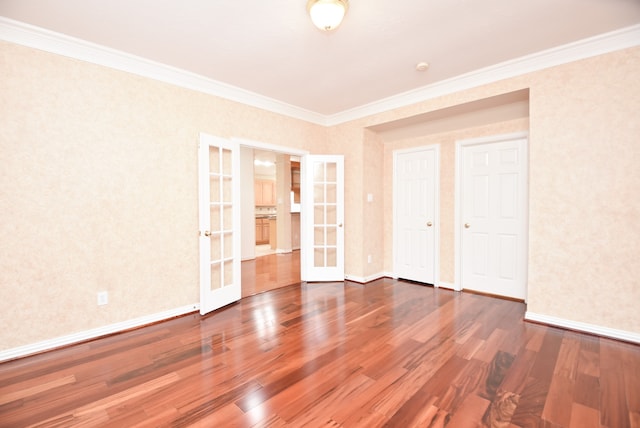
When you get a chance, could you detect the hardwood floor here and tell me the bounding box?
[241,251,301,298]
[1,278,639,427]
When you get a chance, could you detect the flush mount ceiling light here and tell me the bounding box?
[307,0,349,31]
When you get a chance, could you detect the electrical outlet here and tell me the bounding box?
[367,254,372,264]
[97,291,108,306]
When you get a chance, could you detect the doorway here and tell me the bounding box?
[239,142,305,297]
[456,132,528,300]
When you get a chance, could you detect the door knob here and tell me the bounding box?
[202,230,211,237]
[338,223,343,228]
[426,221,433,227]
[464,223,470,229]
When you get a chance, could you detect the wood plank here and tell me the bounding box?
[0,258,638,427]
[569,403,600,428]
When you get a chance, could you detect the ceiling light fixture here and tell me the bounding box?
[307,0,349,31]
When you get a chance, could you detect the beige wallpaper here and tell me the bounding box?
[0,41,326,350]
[371,47,640,334]
[2,39,639,353]
[526,48,640,330]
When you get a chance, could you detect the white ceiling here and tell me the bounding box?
[1,0,639,119]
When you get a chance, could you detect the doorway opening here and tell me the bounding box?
[237,140,307,298]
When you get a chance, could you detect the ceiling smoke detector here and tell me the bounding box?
[415,62,430,72]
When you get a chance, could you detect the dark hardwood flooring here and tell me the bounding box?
[1,256,639,427]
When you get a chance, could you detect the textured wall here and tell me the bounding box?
[0,41,326,350]
[374,47,640,334]
[526,48,640,331]
[2,39,638,353]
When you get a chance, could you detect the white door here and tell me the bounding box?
[198,133,241,315]
[301,155,344,282]
[460,135,528,300]
[394,147,439,284]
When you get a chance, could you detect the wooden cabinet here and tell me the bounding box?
[255,218,270,245]
[255,180,275,206]
[291,161,300,204]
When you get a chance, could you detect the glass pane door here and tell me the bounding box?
[199,134,241,315]
[302,155,344,281]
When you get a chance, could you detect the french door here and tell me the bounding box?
[301,155,344,282]
[459,134,528,300]
[198,133,241,315]
[394,146,439,284]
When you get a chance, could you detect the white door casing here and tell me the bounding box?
[198,133,242,315]
[393,146,440,285]
[301,155,344,282]
[456,133,528,300]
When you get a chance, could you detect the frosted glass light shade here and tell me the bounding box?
[307,0,348,31]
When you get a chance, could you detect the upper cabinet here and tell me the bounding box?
[255,179,276,206]
[291,161,300,204]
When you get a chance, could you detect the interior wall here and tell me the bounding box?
[0,41,326,351]
[382,119,530,285]
[328,125,365,279]
[240,147,255,260]
[2,36,638,354]
[362,129,385,279]
[372,46,640,335]
[526,46,640,332]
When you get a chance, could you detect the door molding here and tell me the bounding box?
[231,137,311,278]
[454,131,529,296]
[392,144,440,286]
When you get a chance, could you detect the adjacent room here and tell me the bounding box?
[1,1,639,426]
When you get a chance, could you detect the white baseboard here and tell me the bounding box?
[344,272,386,284]
[525,311,640,344]
[0,304,199,362]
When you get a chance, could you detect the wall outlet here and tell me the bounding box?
[367,254,372,264]
[97,291,109,306]
[367,193,373,202]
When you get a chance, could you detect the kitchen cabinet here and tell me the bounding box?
[255,180,275,206]
[291,161,300,204]
[255,217,270,244]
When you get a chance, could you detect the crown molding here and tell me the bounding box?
[326,23,640,126]
[1,17,639,127]
[0,17,328,126]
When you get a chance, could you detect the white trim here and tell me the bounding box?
[0,304,198,363]
[344,272,386,284]
[1,17,638,126]
[326,24,640,125]
[0,17,327,126]
[455,132,529,296]
[392,144,441,287]
[232,138,309,157]
[525,312,640,344]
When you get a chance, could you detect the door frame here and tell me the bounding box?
[392,144,441,287]
[454,131,529,297]
[232,137,309,278]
